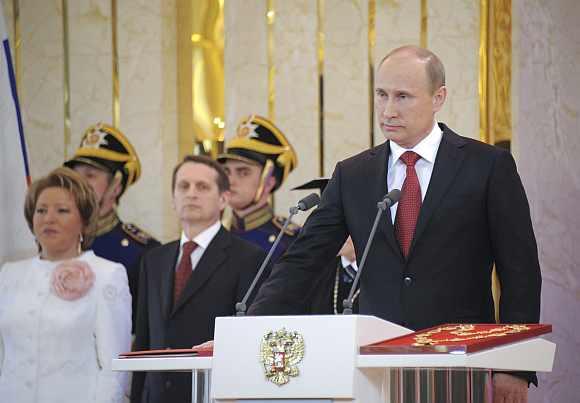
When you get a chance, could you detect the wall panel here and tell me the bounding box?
[515,1,580,401]
[323,0,370,176]
[19,0,65,179]
[117,0,179,240]
[374,0,422,146]
[271,0,319,220]
[68,0,112,154]
[428,0,479,139]
[224,1,268,135]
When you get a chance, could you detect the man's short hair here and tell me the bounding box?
[24,167,99,250]
[379,45,446,94]
[171,155,230,193]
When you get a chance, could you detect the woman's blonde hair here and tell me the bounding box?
[24,167,99,250]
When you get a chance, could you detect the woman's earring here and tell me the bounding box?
[78,234,84,254]
[35,237,42,254]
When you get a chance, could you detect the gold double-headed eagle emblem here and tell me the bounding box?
[260,328,305,386]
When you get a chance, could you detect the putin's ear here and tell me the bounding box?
[432,85,447,113]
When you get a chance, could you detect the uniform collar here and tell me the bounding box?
[95,209,120,236]
[232,204,273,231]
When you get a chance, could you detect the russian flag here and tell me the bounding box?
[0,8,34,265]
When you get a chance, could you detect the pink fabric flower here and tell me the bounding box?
[51,260,95,301]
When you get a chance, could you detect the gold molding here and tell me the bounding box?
[479,0,512,147]
[177,0,225,159]
[61,0,71,158]
[490,0,512,147]
[478,0,489,143]
[266,0,275,122]
[420,0,428,48]
[317,0,325,176]
[368,0,376,149]
[479,0,512,323]
[266,0,276,210]
[177,0,194,159]
[111,0,120,128]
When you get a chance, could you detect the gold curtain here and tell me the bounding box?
[479,0,512,322]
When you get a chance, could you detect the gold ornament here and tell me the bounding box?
[260,328,305,386]
[412,324,530,346]
[236,120,258,138]
[82,125,109,148]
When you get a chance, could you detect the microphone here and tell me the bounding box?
[236,193,321,316]
[342,189,401,315]
[290,192,321,214]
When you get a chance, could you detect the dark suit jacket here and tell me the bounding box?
[131,226,266,403]
[249,123,541,329]
[306,258,359,314]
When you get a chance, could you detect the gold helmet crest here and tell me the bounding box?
[218,115,297,191]
[64,123,141,196]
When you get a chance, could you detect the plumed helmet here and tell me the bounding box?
[64,123,141,197]
[217,115,297,191]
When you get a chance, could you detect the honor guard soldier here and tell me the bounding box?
[293,178,360,314]
[65,123,160,328]
[218,115,299,262]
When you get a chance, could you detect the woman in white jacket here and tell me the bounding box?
[0,167,131,403]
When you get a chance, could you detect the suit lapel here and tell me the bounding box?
[408,125,466,257]
[159,241,180,320]
[369,141,403,260]
[171,227,229,316]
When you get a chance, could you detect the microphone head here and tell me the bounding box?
[297,192,321,211]
[383,189,401,207]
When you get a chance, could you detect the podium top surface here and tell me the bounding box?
[360,323,552,354]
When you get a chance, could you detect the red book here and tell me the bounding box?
[360,323,552,355]
[119,345,213,359]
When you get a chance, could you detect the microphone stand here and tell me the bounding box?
[342,196,393,315]
[235,208,299,316]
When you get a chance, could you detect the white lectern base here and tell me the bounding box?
[112,315,555,403]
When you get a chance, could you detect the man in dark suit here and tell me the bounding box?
[131,155,266,403]
[248,46,541,402]
[293,179,360,314]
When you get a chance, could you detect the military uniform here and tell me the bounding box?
[65,123,160,329]
[230,204,299,263]
[218,115,300,262]
[90,210,160,324]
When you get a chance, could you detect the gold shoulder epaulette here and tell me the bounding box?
[122,223,155,245]
[272,216,300,236]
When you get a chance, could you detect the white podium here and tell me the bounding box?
[113,315,556,403]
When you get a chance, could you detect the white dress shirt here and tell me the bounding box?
[387,122,443,224]
[176,220,222,271]
[340,256,358,272]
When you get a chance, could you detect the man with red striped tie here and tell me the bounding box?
[131,155,266,403]
[249,45,541,403]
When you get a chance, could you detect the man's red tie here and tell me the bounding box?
[174,241,198,304]
[395,151,422,258]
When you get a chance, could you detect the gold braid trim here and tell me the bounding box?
[95,210,120,237]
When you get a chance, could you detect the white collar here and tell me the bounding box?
[340,255,358,271]
[389,121,443,167]
[180,220,221,250]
